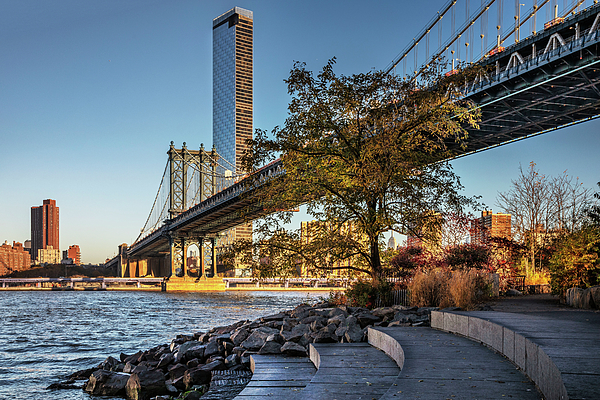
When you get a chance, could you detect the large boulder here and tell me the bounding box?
[240,330,270,351]
[281,341,307,356]
[257,341,282,354]
[183,360,225,389]
[354,311,381,328]
[230,328,249,346]
[125,369,168,400]
[343,316,364,343]
[84,370,129,396]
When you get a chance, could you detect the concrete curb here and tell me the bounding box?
[366,327,405,370]
[430,311,568,400]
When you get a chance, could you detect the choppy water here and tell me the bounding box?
[0,290,320,400]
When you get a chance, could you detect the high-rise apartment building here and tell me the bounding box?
[213,6,253,173]
[31,199,59,262]
[212,7,253,254]
[471,210,511,244]
[63,245,81,265]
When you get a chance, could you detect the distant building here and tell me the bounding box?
[37,245,61,265]
[65,245,81,265]
[388,234,397,250]
[0,241,31,275]
[31,199,59,262]
[213,7,253,255]
[471,210,511,244]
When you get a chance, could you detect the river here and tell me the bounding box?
[0,290,321,400]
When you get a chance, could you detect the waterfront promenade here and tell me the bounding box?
[236,295,599,399]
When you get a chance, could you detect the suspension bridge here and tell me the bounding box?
[109,0,600,289]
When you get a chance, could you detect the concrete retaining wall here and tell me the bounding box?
[366,328,405,369]
[430,311,568,400]
[565,286,600,309]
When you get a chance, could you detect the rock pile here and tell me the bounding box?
[61,302,436,400]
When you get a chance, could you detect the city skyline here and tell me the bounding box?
[1,0,599,263]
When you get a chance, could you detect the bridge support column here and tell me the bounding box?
[169,235,184,277]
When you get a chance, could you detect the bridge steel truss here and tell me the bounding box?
[127,159,284,278]
[454,5,600,156]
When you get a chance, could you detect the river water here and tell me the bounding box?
[0,290,321,400]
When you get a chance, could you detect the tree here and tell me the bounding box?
[587,182,600,226]
[496,162,551,273]
[228,59,481,286]
[496,163,595,274]
[548,226,600,294]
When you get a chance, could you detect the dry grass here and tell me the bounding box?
[409,268,492,310]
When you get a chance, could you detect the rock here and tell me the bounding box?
[328,314,346,326]
[416,307,438,315]
[186,358,200,368]
[204,340,220,358]
[266,332,285,344]
[261,312,287,322]
[231,328,249,346]
[84,370,129,396]
[371,307,396,321]
[344,316,364,343]
[281,341,307,356]
[67,367,96,381]
[168,363,188,381]
[258,340,282,354]
[281,317,298,332]
[46,380,80,390]
[301,315,326,325]
[334,325,348,338]
[240,330,270,351]
[176,341,205,363]
[124,351,144,365]
[310,319,325,332]
[183,360,225,389]
[354,311,381,328]
[312,330,337,343]
[225,354,240,367]
[157,353,174,369]
[99,356,120,371]
[125,369,167,400]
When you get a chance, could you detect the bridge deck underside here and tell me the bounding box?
[455,13,600,155]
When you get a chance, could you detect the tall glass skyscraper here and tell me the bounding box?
[213,7,253,254]
[213,7,253,174]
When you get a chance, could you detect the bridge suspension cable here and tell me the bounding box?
[385,0,594,80]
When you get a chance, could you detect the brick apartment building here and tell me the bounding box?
[0,241,31,276]
[31,199,59,263]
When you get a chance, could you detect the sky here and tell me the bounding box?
[1,0,599,264]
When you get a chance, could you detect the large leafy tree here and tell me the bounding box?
[227,59,480,285]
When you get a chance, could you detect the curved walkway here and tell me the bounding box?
[432,294,600,400]
[370,326,542,399]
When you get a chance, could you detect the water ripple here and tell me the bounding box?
[0,290,318,400]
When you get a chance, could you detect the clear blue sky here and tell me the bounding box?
[1,0,599,264]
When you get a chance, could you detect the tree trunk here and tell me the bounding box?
[369,236,383,287]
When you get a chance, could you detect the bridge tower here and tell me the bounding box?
[167,141,220,279]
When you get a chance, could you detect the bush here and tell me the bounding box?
[345,278,392,309]
[548,226,600,294]
[409,269,450,308]
[409,268,492,310]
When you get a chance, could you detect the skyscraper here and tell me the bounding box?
[213,6,253,173]
[213,7,253,249]
[31,199,59,262]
